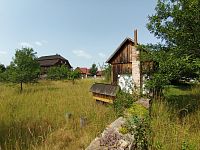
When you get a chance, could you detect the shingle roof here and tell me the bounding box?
[106,37,134,63]
[37,54,72,68]
[38,54,67,61]
[90,83,119,96]
[38,59,60,67]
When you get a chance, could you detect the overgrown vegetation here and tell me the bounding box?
[113,90,136,116]
[144,1,200,149]
[103,64,111,83]
[150,85,200,149]
[139,0,200,97]
[47,65,80,83]
[119,103,150,150]
[47,65,70,80]
[0,79,116,150]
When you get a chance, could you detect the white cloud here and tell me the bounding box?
[19,42,33,48]
[35,41,42,46]
[98,52,106,58]
[72,50,92,59]
[0,50,7,55]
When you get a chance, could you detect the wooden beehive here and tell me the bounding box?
[90,83,119,103]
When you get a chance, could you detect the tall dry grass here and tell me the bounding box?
[151,85,200,149]
[0,79,116,150]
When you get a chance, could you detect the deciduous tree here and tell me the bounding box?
[7,48,40,92]
[147,0,200,58]
[0,64,6,73]
[89,64,98,76]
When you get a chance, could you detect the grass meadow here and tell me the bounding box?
[151,84,200,149]
[0,79,116,150]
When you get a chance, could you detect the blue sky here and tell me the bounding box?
[0,0,158,68]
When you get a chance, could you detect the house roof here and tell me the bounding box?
[106,37,134,63]
[38,54,67,61]
[90,83,119,97]
[38,59,60,67]
[38,54,72,68]
[76,67,91,75]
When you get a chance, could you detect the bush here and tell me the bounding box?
[113,90,135,116]
[126,103,149,118]
[47,65,69,80]
[123,104,150,150]
[0,72,6,82]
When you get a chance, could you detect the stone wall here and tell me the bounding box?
[132,46,140,92]
[86,98,150,150]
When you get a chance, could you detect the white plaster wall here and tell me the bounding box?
[118,74,133,94]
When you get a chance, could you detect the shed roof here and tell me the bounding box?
[106,37,134,63]
[90,83,119,97]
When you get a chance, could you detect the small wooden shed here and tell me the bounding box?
[90,83,119,103]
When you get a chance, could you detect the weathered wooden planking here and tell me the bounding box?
[90,83,119,103]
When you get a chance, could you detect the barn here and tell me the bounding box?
[38,54,72,74]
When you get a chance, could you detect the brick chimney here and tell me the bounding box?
[134,29,138,45]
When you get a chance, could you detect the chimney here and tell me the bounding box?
[134,29,138,46]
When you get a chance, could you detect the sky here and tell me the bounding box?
[0,0,159,68]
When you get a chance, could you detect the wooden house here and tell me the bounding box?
[38,54,72,74]
[90,30,153,103]
[106,30,141,92]
[90,83,119,103]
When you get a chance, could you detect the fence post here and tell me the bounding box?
[65,112,72,122]
[80,116,87,128]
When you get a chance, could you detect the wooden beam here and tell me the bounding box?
[92,96,113,104]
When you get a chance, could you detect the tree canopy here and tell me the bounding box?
[0,64,6,73]
[142,0,200,96]
[89,64,98,76]
[6,48,40,91]
[147,0,200,58]
[47,65,69,80]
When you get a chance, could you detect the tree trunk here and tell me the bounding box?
[20,82,23,92]
[72,78,75,84]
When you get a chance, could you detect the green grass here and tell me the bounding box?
[0,79,116,150]
[151,84,200,150]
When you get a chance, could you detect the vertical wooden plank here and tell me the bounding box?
[111,64,114,83]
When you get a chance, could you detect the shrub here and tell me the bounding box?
[126,103,148,118]
[118,126,129,134]
[47,65,69,80]
[122,103,150,150]
[0,72,7,82]
[113,90,135,116]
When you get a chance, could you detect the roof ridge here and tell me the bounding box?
[106,37,134,63]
